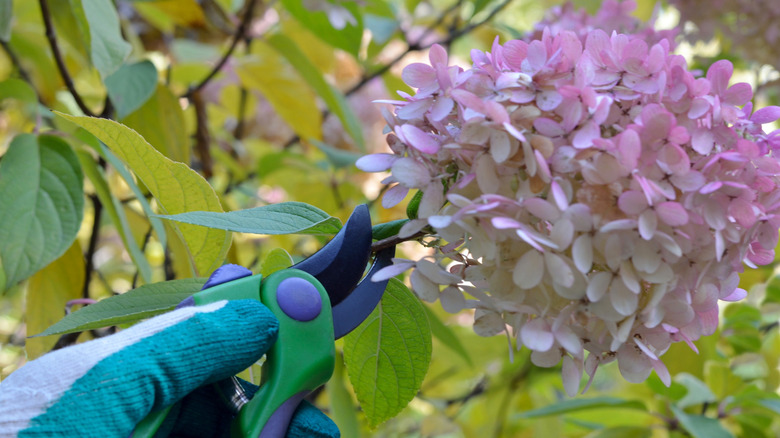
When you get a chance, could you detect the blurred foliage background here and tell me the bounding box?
[0,0,778,436]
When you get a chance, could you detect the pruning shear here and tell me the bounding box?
[133,204,394,437]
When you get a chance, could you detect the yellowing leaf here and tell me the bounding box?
[26,241,85,359]
[122,84,190,164]
[138,0,206,28]
[237,42,322,141]
[57,113,231,276]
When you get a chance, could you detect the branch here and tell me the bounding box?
[182,0,259,98]
[0,40,36,92]
[82,194,102,299]
[371,230,426,253]
[39,0,95,117]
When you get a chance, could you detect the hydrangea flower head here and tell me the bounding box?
[358,24,780,394]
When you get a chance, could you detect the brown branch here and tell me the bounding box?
[39,0,95,117]
[0,40,36,92]
[192,90,214,179]
[82,195,102,299]
[371,230,426,253]
[182,0,259,99]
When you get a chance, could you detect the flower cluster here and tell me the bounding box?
[358,25,780,393]
[670,0,780,71]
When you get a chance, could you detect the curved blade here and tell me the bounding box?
[332,246,395,339]
[291,204,372,306]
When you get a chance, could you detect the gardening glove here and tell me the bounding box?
[0,292,339,437]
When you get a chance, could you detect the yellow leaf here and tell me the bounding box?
[236,41,322,141]
[57,113,231,276]
[122,84,190,164]
[137,0,206,28]
[26,242,84,359]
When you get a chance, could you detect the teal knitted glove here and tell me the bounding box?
[0,299,339,438]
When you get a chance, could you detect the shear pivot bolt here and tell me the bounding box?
[276,277,322,321]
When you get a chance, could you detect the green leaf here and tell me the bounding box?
[514,397,647,419]
[423,305,473,366]
[260,248,294,277]
[156,202,342,236]
[758,398,780,414]
[280,0,363,56]
[343,278,432,427]
[0,78,39,118]
[237,41,322,141]
[34,278,206,337]
[0,134,84,290]
[105,60,158,119]
[310,139,363,168]
[670,405,734,438]
[371,219,409,241]
[26,242,84,358]
[0,0,12,42]
[327,357,360,438]
[83,0,131,78]
[57,113,230,276]
[267,34,365,150]
[121,84,190,164]
[77,149,153,283]
[676,373,717,409]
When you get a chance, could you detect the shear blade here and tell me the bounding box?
[331,246,395,339]
[291,204,372,306]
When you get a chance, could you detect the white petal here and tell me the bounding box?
[355,153,397,172]
[638,210,657,240]
[520,318,555,351]
[440,286,467,313]
[371,261,415,281]
[640,262,674,284]
[410,269,440,302]
[428,215,452,228]
[545,252,574,288]
[632,240,661,273]
[634,337,658,360]
[562,356,582,397]
[490,130,512,164]
[382,184,409,208]
[617,345,653,383]
[654,231,682,258]
[391,158,430,188]
[513,250,545,289]
[474,310,506,336]
[604,234,623,271]
[572,234,593,273]
[619,261,641,294]
[417,258,461,284]
[551,218,575,250]
[476,154,500,194]
[418,183,445,217]
[610,279,638,316]
[399,218,428,238]
[587,271,612,302]
[555,325,583,356]
[531,348,563,367]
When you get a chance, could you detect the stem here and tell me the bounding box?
[371,230,426,253]
[39,0,95,117]
[0,40,37,95]
[82,194,102,299]
[182,0,259,98]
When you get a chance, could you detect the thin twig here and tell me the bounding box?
[371,230,427,253]
[39,0,95,117]
[182,0,259,99]
[82,195,102,299]
[0,40,37,93]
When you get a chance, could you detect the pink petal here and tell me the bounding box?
[656,201,689,226]
[402,63,436,88]
[537,89,563,111]
[492,216,521,229]
[572,121,600,149]
[429,97,454,122]
[751,106,780,124]
[651,359,671,387]
[706,59,733,96]
[618,191,648,215]
[723,82,752,106]
[533,117,566,137]
[617,129,641,169]
[397,124,440,154]
[372,261,415,281]
[503,40,528,70]
[524,197,560,221]
[391,157,430,188]
[382,184,409,208]
[721,288,747,302]
[687,98,710,119]
[526,41,547,73]
[355,153,397,172]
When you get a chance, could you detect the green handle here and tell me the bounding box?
[231,269,335,437]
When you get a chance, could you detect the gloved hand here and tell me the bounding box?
[0,270,340,438]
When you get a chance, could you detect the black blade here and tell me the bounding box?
[332,246,395,339]
[292,204,372,306]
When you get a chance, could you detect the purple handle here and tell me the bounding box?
[257,391,308,438]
